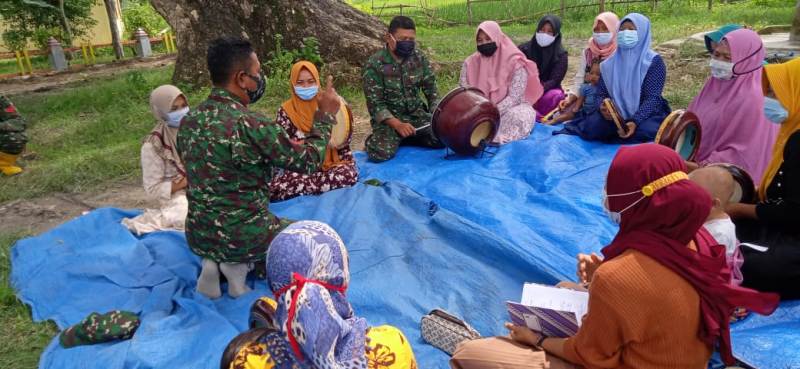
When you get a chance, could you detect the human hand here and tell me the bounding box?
[316,75,341,115]
[504,322,541,347]
[171,176,187,193]
[600,103,612,121]
[391,121,416,138]
[577,252,603,283]
[618,121,636,139]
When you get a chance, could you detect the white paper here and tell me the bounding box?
[521,283,589,326]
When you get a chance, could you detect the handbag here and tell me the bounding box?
[420,308,481,355]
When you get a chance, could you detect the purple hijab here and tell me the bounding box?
[688,29,777,184]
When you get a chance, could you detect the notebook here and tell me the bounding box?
[506,283,589,338]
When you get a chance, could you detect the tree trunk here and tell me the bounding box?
[792,0,800,42]
[149,0,386,87]
[103,0,125,60]
[57,0,74,46]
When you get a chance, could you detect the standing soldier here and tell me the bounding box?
[177,37,341,299]
[0,95,28,176]
[363,16,444,163]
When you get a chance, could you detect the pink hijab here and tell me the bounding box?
[464,21,543,105]
[688,29,778,184]
[587,12,619,60]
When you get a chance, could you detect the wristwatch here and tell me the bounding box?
[536,334,547,348]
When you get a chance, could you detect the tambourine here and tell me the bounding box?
[432,87,500,156]
[708,163,757,204]
[249,297,278,330]
[655,109,702,162]
[602,98,626,134]
[330,98,353,149]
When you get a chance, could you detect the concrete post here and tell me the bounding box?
[48,37,68,72]
[134,28,152,58]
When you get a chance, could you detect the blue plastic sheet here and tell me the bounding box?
[10,125,799,369]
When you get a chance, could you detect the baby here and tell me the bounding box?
[544,59,602,125]
[689,166,743,285]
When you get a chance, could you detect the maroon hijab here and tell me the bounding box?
[601,143,779,365]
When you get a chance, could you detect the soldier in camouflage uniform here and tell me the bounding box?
[177,37,341,300]
[363,16,444,163]
[0,95,28,176]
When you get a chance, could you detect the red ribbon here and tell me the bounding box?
[273,272,347,361]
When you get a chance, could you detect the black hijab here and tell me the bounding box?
[524,15,566,81]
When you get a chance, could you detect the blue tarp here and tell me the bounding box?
[10,125,800,369]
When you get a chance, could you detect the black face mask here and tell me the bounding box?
[477,42,498,57]
[394,40,416,58]
[245,72,266,104]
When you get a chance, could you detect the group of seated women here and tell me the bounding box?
[119,11,799,369]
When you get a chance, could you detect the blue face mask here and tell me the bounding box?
[166,107,189,128]
[592,32,613,46]
[294,85,319,101]
[617,30,639,49]
[764,96,788,124]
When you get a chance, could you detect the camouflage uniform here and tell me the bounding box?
[363,47,444,162]
[0,95,28,155]
[60,310,140,348]
[177,88,333,263]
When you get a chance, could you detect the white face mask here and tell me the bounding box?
[535,32,556,47]
[601,189,647,225]
[166,107,189,128]
[709,58,734,80]
[593,32,613,46]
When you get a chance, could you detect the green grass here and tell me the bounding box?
[0,231,58,369]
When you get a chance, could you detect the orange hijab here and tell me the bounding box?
[280,61,341,170]
[759,58,800,200]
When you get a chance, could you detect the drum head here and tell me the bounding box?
[331,101,352,149]
[709,163,756,204]
[470,120,493,147]
[675,124,700,161]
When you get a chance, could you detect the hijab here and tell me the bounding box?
[280,61,343,171]
[587,12,620,61]
[759,57,800,200]
[266,221,368,367]
[704,24,742,54]
[600,13,658,119]
[601,143,779,366]
[524,15,567,82]
[146,85,186,176]
[222,328,300,369]
[689,29,777,184]
[465,21,543,105]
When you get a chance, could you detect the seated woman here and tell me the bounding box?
[555,13,670,143]
[122,85,189,235]
[704,24,742,55]
[222,220,417,368]
[727,58,800,300]
[518,15,568,117]
[559,12,619,112]
[460,21,543,144]
[687,29,777,182]
[451,144,779,369]
[268,61,358,202]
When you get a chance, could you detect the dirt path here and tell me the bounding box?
[0,180,152,236]
[0,55,176,97]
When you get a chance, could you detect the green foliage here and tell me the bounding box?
[263,35,324,94]
[0,0,98,49]
[121,0,169,38]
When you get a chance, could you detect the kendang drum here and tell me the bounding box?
[330,98,353,149]
[709,163,757,204]
[432,87,500,156]
[655,109,702,161]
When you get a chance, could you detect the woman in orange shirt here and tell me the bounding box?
[451,144,779,369]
